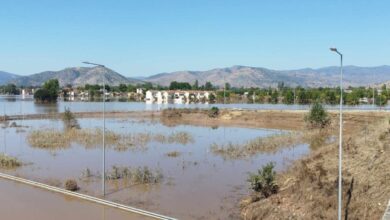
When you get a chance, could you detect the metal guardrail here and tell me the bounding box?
[0,172,177,220]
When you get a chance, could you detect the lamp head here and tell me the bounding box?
[330,48,338,52]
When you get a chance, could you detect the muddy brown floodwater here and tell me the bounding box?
[0,178,151,220]
[1,117,309,219]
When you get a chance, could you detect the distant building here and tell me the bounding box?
[145,90,214,103]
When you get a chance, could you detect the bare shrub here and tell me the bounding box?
[65,179,79,191]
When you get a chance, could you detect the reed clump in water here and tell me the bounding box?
[210,132,303,160]
[166,151,181,157]
[27,128,194,150]
[105,166,163,184]
[0,153,21,168]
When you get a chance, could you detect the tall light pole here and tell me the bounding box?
[330,47,343,220]
[294,73,296,105]
[223,76,226,104]
[82,61,106,196]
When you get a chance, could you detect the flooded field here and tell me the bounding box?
[1,117,308,219]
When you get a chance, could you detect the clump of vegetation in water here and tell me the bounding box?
[162,108,182,118]
[64,179,79,191]
[305,102,331,128]
[167,131,194,144]
[28,128,194,151]
[62,108,80,129]
[248,162,278,198]
[105,166,163,184]
[34,79,60,103]
[210,133,303,160]
[0,153,21,168]
[208,106,220,118]
[166,151,181,157]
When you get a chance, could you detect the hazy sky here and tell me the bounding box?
[1,0,389,76]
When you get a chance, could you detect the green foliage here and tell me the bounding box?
[34,79,59,102]
[284,90,294,104]
[208,93,216,102]
[192,80,199,90]
[43,79,60,96]
[34,88,54,102]
[169,81,192,90]
[2,84,19,95]
[204,81,214,90]
[119,83,128,92]
[225,82,231,90]
[248,162,278,198]
[305,102,331,128]
[208,107,219,118]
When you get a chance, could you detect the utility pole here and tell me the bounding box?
[330,47,343,220]
[83,61,106,196]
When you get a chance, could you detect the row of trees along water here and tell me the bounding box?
[1,79,389,105]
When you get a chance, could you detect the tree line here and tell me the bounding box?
[1,80,389,105]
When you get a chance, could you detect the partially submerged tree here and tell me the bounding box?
[34,79,60,102]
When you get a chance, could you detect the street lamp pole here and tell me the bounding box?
[330,48,343,220]
[82,61,106,196]
[294,73,296,105]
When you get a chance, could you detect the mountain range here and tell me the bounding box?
[0,71,20,85]
[144,65,390,88]
[2,65,390,88]
[6,67,142,87]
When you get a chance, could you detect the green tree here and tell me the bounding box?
[205,82,213,90]
[305,102,331,128]
[119,84,128,92]
[34,79,59,102]
[284,90,294,104]
[225,82,231,90]
[3,84,19,95]
[192,80,199,90]
[169,81,191,90]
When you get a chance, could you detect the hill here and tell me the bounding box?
[0,71,20,85]
[9,67,143,87]
[145,65,390,88]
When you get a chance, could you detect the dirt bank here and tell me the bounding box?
[237,112,390,219]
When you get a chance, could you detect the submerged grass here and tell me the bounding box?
[105,166,163,184]
[210,132,306,160]
[27,128,193,151]
[166,151,181,157]
[0,153,21,168]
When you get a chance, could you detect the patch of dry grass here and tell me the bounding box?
[0,153,21,168]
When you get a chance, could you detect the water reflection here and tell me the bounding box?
[0,95,384,116]
[34,102,59,114]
